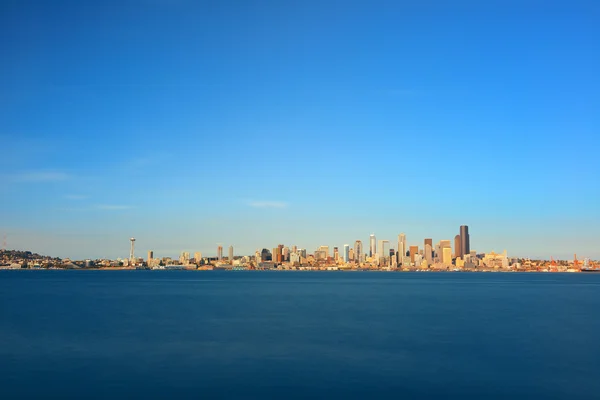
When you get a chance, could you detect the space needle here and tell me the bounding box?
[129,237,136,266]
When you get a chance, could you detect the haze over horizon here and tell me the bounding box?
[1,0,598,260]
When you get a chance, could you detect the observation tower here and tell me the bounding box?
[129,237,136,266]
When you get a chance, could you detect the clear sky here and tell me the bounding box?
[1,0,599,260]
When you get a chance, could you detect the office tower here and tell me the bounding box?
[442,247,452,265]
[460,225,470,258]
[424,238,432,252]
[424,244,433,264]
[349,248,354,261]
[228,246,234,263]
[378,240,390,266]
[272,247,281,263]
[318,245,329,259]
[300,249,307,258]
[333,247,339,261]
[290,252,301,264]
[369,234,376,257]
[283,246,290,262]
[343,244,350,263]
[194,252,202,263]
[398,233,407,259]
[454,235,462,258]
[255,250,261,263]
[292,245,297,253]
[415,254,423,267]
[217,245,223,261]
[354,240,363,264]
[409,245,418,263]
[180,251,190,265]
[261,248,272,261]
[434,243,441,263]
[147,250,153,262]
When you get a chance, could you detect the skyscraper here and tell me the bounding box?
[333,247,339,261]
[194,252,202,263]
[379,240,390,266]
[423,238,432,261]
[369,234,376,257]
[228,245,234,263]
[217,245,223,261]
[343,244,350,263]
[354,240,363,264]
[424,238,432,250]
[318,245,329,259]
[424,244,433,264]
[454,235,462,258]
[283,246,290,262]
[442,247,452,265]
[460,225,470,258]
[409,245,418,263]
[398,233,407,263]
[273,247,282,263]
[180,251,190,265]
[261,248,272,261]
[147,250,153,262]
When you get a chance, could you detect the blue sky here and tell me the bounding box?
[1,0,598,260]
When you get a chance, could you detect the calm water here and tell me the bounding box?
[1,271,599,399]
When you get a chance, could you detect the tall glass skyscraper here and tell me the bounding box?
[369,234,376,257]
[354,240,362,263]
[398,233,407,259]
[460,225,470,258]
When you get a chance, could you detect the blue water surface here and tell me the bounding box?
[1,271,599,399]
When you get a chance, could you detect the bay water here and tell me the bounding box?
[1,271,599,399]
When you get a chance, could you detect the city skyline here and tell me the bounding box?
[1,1,598,260]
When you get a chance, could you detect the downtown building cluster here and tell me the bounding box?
[245,225,483,270]
[142,225,527,271]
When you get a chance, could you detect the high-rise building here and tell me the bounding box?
[147,250,153,262]
[424,244,433,264]
[283,246,290,262]
[261,248,272,261]
[180,251,190,265]
[369,234,376,257]
[273,247,282,263]
[343,244,350,263]
[354,240,363,264]
[318,245,329,259]
[424,238,432,250]
[194,252,202,263]
[460,225,470,258]
[379,240,390,266]
[217,245,223,261]
[333,247,339,261]
[409,245,418,263]
[442,247,452,265]
[454,235,461,258]
[349,248,354,261]
[228,245,234,263]
[398,233,407,260]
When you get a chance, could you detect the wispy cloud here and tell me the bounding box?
[65,194,87,200]
[95,204,133,210]
[8,171,70,182]
[248,201,288,209]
